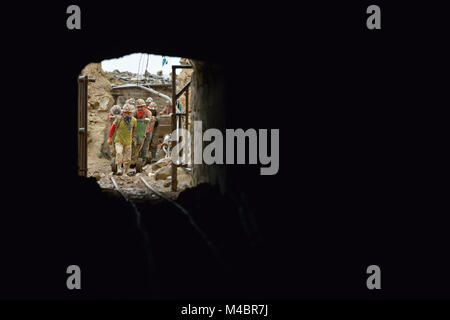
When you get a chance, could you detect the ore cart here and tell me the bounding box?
[143,114,172,163]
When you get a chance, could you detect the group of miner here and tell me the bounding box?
[107,97,171,176]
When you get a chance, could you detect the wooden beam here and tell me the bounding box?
[171,66,178,191]
[176,80,191,100]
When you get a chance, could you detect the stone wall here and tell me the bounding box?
[190,61,227,193]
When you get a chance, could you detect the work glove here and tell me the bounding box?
[132,135,137,146]
[107,137,113,145]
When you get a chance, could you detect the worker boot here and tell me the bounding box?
[123,164,129,176]
[116,164,123,175]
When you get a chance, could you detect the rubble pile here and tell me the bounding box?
[80,63,113,162]
[81,63,115,111]
[92,155,192,198]
[105,69,172,87]
[150,157,192,191]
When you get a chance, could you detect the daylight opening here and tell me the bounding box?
[78,53,194,200]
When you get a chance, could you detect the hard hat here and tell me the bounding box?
[110,105,122,115]
[146,97,153,104]
[122,104,133,113]
[126,98,136,105]
[136,99,146,107]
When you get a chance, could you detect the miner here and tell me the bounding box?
[148,101,157,117]
[160,101,172,115]
[107,104,136,175]
[146,97,157,117]
[131,99,152,165]
[108,105,122,158]
[125,98,136,114]
[125,97,136,106]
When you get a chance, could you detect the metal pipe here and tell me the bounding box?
[144,86,172,104]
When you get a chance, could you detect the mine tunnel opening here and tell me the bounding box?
[78,53,195,199]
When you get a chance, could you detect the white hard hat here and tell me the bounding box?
[136,99,146,107]
[126,98,136,105]
[122,104,133,113]
[110,105,122,115]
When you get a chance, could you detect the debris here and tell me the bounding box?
[152,157,171,171]
[98,96,111,111]
[177,167,192,187]
[155,166,171,180]
[81,63,112,162]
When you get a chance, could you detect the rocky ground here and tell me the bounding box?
[88,155,192,201]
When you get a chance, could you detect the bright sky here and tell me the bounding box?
[101,53,183,76]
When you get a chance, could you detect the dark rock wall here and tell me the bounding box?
[190,61,227,193]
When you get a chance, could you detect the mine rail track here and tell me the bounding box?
[110,176,223,264]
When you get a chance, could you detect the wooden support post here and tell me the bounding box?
[77,76,88,177]
[171,66,178,191]
[77,76,95,177]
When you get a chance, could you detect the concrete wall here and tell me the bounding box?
[190,61,227,193]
